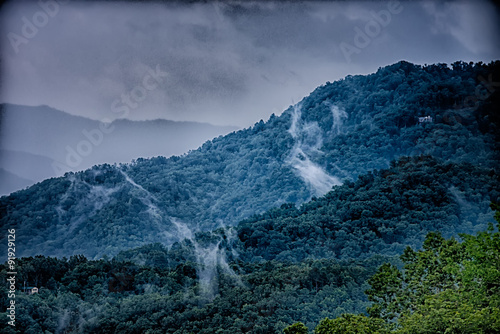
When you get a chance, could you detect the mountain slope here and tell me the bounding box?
[236,156,498,262]
[2,157,497,334]
[1,60,499,259]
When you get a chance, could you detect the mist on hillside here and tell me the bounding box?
[286,104,342,195]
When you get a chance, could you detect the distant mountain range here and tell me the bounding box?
[0,104,238,195]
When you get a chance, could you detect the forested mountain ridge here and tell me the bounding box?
[237,156,498,262]
[1,60,499,259]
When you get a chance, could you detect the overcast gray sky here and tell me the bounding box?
[1,0,499,127]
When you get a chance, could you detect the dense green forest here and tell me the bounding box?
[1,60,499,333]
[0,199,498,333]
[1,61,500,259]
[237,156,498,262]
[0,158,498,333]
[0,252,391,333]
[286,203,500,333]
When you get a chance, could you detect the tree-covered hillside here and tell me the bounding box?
[1,60,499,259]
[0,251,391,333]
[287,203,500,334]
[237,156,498,262]
[0,158,498,333]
